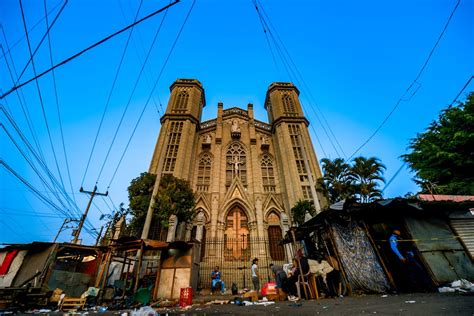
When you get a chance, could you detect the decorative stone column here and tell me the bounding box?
[280,212,293,261]
[255,196,265,239]
[166,215,178,242]
[210,196,219,238]
[195,212,205,242]
[248,221,259,259]
[184,222,193,241]
[176,222,186,241]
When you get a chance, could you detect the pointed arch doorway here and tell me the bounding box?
[224,205,250,261]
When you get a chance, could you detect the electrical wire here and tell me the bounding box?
[101,195,114,213]
[1,106,83,221]
[0,43,46,164]
[382,162,406,192]
[81,0,144,187]
[0,159,71,219]
[0,0,180,100]
[0,0,64,63]
[19,0,69,207]
[106,0,196,188]
[348,0,461,159]
[43,0,76,206]
[118,1,165,118]
[15,0,68,84]
[1,123,74,215]
[94,2,172,185]
[448,75,473,107]
[251,0,341,159]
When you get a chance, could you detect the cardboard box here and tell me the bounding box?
[243,291,258,302]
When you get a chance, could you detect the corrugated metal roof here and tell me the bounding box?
[450,219,474,260]
[418,194,474,202]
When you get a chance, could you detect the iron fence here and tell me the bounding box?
[198,236,290,290]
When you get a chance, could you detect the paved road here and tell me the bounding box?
[158,293,474,315]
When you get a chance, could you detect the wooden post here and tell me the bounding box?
[325,222,352,295]
[362,222,396,290]
[134,242,145,293]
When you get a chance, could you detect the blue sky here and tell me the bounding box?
[0,0,473,245]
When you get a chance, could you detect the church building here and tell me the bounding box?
[147,79,326,287]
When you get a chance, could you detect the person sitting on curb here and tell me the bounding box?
[211,266,225,294]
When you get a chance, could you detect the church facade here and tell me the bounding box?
[147,79,326,287]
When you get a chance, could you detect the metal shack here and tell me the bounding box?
[0,242,104,307]
[297,196,474,294]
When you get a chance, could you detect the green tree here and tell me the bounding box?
[127,172,157,237]
[127,172,196,238]
[291,200,316,226]
[402,92,474,195]
[155,174,196,225]
[317,158,353,203]
[350,156,386,203]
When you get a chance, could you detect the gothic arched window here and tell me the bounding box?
[226,143,247,186]
[261,154,275,192]
[174,90,189,112]
[197,154,212,191]
[282,93,296,115]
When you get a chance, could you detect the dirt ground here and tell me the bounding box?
[10,292,473,315]
[156,292,474,315]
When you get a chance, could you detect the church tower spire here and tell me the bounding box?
[265,82,326,213]
[149,79,205,180]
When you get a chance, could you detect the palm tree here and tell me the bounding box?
[350,156,386,203]
[317,158,353,203]
[291,200,316,226]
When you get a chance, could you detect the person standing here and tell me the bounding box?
[389,230,406,262]
[251,258,260,292]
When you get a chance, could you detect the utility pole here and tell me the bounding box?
[95,225,104,246]
[73,185,108,244]
[53,218,77,243]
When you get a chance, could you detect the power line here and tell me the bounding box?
[1,123,76,217]
[118,1,165,118]
[1,158,96,240]
[252,1,281,77]
[1,106,83,220]
[251,0,341,159]
[15,0,69,84]
[449,75,473,106]
[43,0,76,206]
[348,0,461,159]
[0,0,64,63]
[382,162,406,192]
[0,219,28,242]
[92,199,105,215]
[0,209,64,219]
[19,0,68,203]
[101,195,113,213]
[106,0,196,188]
[0,43,47,164]
[95,3,172,185]
[81,0,144,187]
[0,0,180,100]
[107,194,118,211]
[381,77,472,194]
[0,159,71,219]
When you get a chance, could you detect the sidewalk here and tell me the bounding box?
[160,292,474,315]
